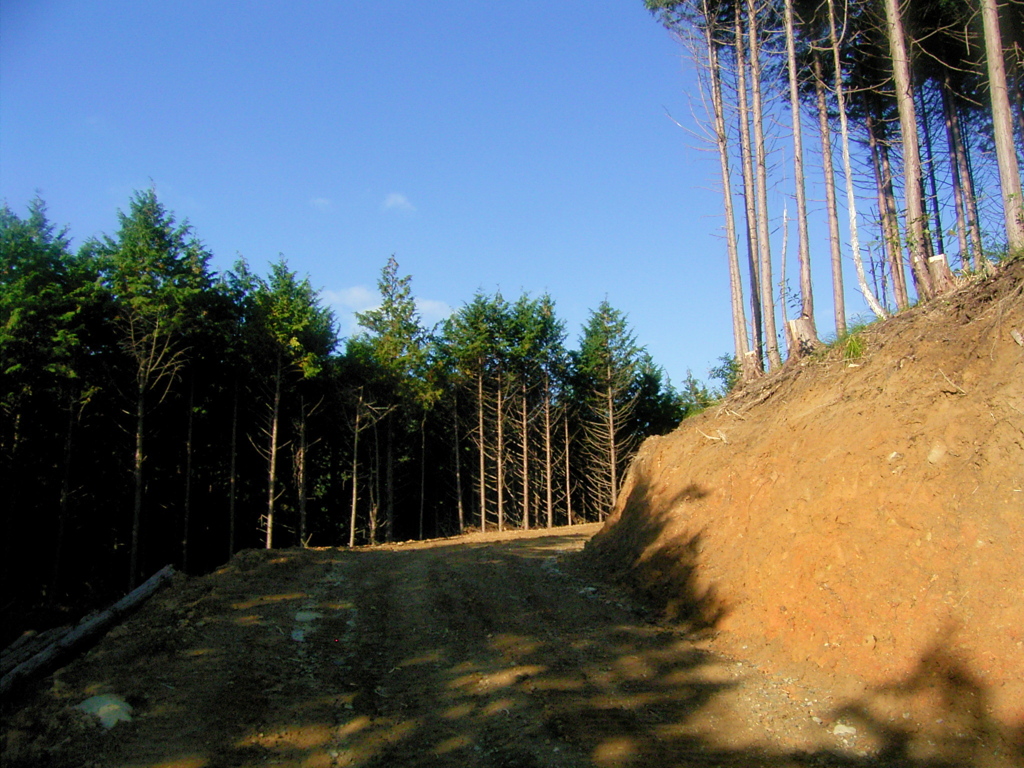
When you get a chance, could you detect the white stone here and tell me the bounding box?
[76,694,133,728]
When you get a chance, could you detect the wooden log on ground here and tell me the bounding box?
[0,565,175,697]
[1,625,72,678]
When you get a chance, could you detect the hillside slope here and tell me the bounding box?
[585,260,1024,727]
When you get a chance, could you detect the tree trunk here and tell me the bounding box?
[385,416,394,542]
[419,414,426,540]
[453,395,464,534]
[941,74,972,269]
[783,0,816,338]
[982,0,1024,251]
[705,4,753,378]
[543,377,553,528]
[520,382,529,530]
[130,383,145,588]
[496,372,505,532]
[829,0,888,320]
[50,399,78,603]
[605,373,617,514]
[734,1,764,371]
[228,382,238,558]
[563,413,573,526]
[813,52,846,336]
[182,378,194,571]
[265,359,282,550]
[296,395,308,547]
[477,369,486,532]
[884,0,935,300]
[866,109,908,310]
[350,392,361,548]
[746,0,781,369]
[917,84,945,260]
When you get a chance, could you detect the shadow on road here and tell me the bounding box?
[2,497,1022,767]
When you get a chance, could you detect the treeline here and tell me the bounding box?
[646,0,1023,377]
[1,190,711,639]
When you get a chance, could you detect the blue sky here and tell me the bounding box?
[2,0,853,386]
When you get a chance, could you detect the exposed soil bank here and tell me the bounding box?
[585,261,1024,736]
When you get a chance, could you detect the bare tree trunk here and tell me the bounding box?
[296,395,308,547]
[735,2,764,370]
[419,415,426,540]
[563,413,573,526]
[884,0,936,299]
[477,369,486,532]
[350,392,361,548]
[543,378,553,528]
[182,379,194,570]
[747,0,781,369]
[265,360,282,550]
[605,375,617,513]
[829,0,888,319]
[520,383,529,530]
[983,0,1024,251]
[130,384,145,588]
[453,394,464,534]
[814,53,846,336]
[51,400,79,603]
[918,84,945,259]
[385,417,394,542]
[496,372,505,532]
[704,4,753,378]
[228,382,238,558]
[784,0,816,341]
[941,75,972,268]
[370,420,380,544]
[866,109,909,310]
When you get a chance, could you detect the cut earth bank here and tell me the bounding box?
[583,258,1024,736]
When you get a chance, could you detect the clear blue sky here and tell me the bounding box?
[2,0,831,386]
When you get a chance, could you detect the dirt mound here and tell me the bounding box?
[584,259,1024,728]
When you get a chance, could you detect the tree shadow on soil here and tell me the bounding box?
[2,523,1022,767]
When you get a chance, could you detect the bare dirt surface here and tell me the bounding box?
[3,524,1010,768]
[4,264,1022,767]
[584,260,1024,766]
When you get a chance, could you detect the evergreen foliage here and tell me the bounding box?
[0,193,688,643]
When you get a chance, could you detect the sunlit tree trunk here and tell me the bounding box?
[814,53,846,335]
[884,0,936,299]
[265,357,282,550]
[477,369,486,531]
[829,0,887,319]
[866,109,909,310]
[543,377,553,528]
[783,0,816,347]
[735,2,764,370]
[982,0,1024,251]
[520,382,529,530]
[350,391,361,548]
[703,1,752,378]
[746,0,781,368]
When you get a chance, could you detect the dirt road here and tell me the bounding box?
[3,526,1014,767]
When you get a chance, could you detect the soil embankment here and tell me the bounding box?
[585,260,1024,736]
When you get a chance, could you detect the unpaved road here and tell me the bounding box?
[3,526,1014,767]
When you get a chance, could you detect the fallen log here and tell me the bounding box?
[1,624,72,678]
[0,565,175,697]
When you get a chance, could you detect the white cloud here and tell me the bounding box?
[322,286,378,337]
[416,298,453,329]
[382,192,416,212]
[309,197,332,211]
[321,287,452,338]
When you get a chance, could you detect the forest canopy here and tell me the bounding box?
[0,192,713,642]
